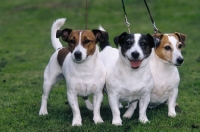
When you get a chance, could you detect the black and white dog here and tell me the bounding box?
[99,27,159,125]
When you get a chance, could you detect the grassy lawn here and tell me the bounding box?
[0,0,200,131]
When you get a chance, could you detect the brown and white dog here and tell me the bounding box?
[39,18,106,126]
[149,32,186,117]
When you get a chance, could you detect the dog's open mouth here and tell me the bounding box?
[130,60,143,69]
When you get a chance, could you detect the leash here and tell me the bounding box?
[85,0,88,30]
[143,0,161,34]
[121,0,131,33]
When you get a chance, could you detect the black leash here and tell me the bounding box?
[85,0,88,30]
[144,0,161,34]
[121,0,131,33]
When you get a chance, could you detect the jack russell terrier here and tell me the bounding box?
[149,32,186,117]
[99,27,159,125]
[39,18,106,126]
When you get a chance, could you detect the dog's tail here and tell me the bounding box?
[51,18,66,50]
[98,25,106,31]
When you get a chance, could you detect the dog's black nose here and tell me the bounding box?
[131,51,139,59]
[177,57,184,64]
[74,51,82,60]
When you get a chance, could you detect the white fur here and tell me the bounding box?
[168,35,183,65]
[149,35,182,117]
[39,18,106,126]
[63,45,106,126]
[100,38,154,125]
[51,18,66,50]
[39,18,66,116]
[71,32,88,63]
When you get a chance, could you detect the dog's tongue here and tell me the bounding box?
[130,60,142,69]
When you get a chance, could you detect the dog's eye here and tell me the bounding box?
[140,42,146,46]
[164,45,171,50]
[83,39,91,44]
[124,41,132,49]
[125,41,132,45]
[69,39,75,44]
[178,44,182,49]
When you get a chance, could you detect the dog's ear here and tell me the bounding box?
[153,33,163,48]
[56,28,72,42]
[92,29,110,50]
[100,31,109,41]
[174,32,187,47]
[114,32,129,47]
[92,29,105,43]
[114,36,119,47]
[56,30,63,38]
[146,34,160,48]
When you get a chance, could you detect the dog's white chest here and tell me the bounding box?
[119,78,152,102]
[72,82,99,96]
[107,66,154,102]
[150,78,179,104]
[64,53,105,97]
[150,53,180,105]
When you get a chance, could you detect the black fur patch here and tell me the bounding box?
[114,33,156,59]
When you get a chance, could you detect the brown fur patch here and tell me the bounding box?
[67,30,97,56]
[57,48,70,66]
[154,35,173,62]
[174,32,186,47]
[67,30,81,52]
[81,31,96,56]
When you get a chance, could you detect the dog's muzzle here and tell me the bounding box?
[129,51,143,69]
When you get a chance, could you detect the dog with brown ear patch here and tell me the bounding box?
[39,18,106,126]
[149,32,187,117]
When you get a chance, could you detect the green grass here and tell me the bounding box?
[0,0,200,131]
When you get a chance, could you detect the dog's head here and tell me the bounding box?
[56,28,105,63]
[114,32,159,69]
[153,32,186,66]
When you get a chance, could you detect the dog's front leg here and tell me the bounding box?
[139,94,150,124]
[93,92,104,124]
[67,91,82,126]
[123,101,138,118]
[168,88,178,117]
[108,94,122,126]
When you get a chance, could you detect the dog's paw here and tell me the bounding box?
[112,122,122,126]
[168,112,177,117]
[123,113,132,119]
[112,118,122,126]
[139,117,150,124]
[39,109,48,115]
[72,118,82,126]
[93,116,104,124]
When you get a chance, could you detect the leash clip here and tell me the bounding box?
[124,15,131,33]
[153,22,161,34]
[153,22,159,34]
[144,0,161,34]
